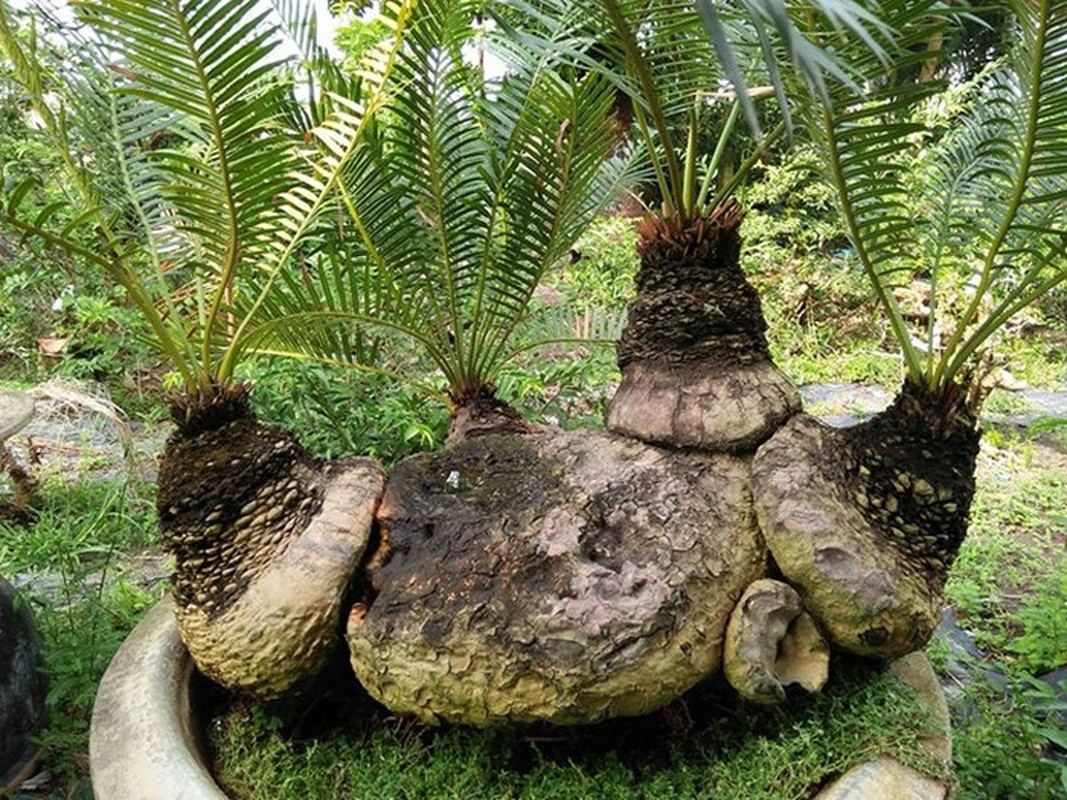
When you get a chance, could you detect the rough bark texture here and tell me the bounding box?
[723,579,828,705]
[751,384,980,658]
[448,392,537,443]
[0,576,46,786]
[159,407,386,700]
[607,209,800,452]
[347,427,766,726]
[835,382,979,577]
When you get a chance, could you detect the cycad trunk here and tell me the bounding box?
[447,389,535,443]
[751,380,980,657]
[347,426,766,726]
[607,203,800,453]
[158,385,385,700]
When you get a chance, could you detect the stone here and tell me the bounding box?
[814,756,947,800]
[348,428,767,726]
[0,391,34,442]
[0,576,46,790]
[751,416,942,658]
[890,652,952,765]
[724,579,829,705]
[606,359,801,454]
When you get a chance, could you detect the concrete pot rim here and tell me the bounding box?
[89,597,226,799]
[89,598,950,800]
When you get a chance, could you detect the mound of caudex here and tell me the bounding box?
[157,386,386,701]
[158,211,981,724]
[606,202,800,452]
[751,381,979,659]
[347,427,764,725]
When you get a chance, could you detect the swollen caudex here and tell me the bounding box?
[158,387,386,700]
[751,381,981,658]
[607,204,801,453]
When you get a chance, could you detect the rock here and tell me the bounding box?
[606,359,800,453]
[160,417,387,700]
[0,577,46,789]
[348,428,766,726]
[0,391,34,441]
[889,652,952,766]
[751,416,943,658]
[724,579,829,705]
[814,756,947,800]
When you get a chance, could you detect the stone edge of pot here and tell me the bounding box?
[88,601,951,800]
[89,597,226,800]
[813,651,952,800]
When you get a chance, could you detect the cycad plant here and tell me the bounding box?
[246,0,629,440]
[0,0,422,698]
[0,0,628,696]
[0,0,412,428]
[523,0,894,452]
[752,0,1067,657]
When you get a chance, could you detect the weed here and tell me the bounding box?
[0,476,164,786]
[950,675,1066,799]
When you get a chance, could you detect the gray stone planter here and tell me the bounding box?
[90,599,952,799]
[90,598,225,799]
[0,391,34,442]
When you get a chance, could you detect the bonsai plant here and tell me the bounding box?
[752,0,1067,657]
[0,0,420,699]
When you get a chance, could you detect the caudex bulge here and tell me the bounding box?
[3,0,1063,727]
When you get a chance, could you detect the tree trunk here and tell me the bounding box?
[751,380,980,658]
[607,205,800,453]
[158,386,385,700]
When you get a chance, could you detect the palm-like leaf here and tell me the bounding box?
[805,0,1067,394]
[1,0,418,395]
[510,0,900,225]
[248,0,631,403]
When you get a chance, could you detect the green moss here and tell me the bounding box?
[210,660,947,800]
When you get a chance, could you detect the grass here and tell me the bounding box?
[935,435,1067,798]
[946,444,1067,673]
[209,661,946,800]
[0,464,167,790]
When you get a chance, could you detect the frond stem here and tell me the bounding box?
[932,0,1050,390]
[168,0,244,387]
[820,104,924,382]
[601,0,683,216]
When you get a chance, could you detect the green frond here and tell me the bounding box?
[220,0,419,381]
[938,0,1067,385]
[800,0,953,383]
[246,0,631,402]
[808,0,1067,398]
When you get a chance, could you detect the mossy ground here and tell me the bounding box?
[209,659,946,800]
